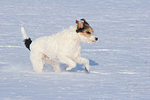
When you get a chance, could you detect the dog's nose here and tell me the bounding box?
[95,37,98,41]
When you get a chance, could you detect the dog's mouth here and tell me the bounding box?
[87,40,96,44]
[92,40,95,42]
[91,40,95,44]
[88,37,98,44]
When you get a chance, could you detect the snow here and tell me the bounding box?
[0,0,150,100]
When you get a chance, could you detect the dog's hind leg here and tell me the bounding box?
[46,60,61,72]
[30,52,44,73]
[52,63,61,72]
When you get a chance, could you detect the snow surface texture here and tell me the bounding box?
[0,0,150,100]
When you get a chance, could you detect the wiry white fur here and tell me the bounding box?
[21,26,97,73]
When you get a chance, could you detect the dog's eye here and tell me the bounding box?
[86,31,91,34]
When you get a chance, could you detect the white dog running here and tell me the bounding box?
[21,19,98,73]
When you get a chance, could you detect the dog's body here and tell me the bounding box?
[21,19,98,73]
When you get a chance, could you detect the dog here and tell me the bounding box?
[21,19,98,73]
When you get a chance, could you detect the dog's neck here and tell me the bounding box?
[69,26,82,44]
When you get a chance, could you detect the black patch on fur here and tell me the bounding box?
[76,24,90,33]
[76,27,85,33]
[23,38,32,51]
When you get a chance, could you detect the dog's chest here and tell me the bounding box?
[61,42,80,55]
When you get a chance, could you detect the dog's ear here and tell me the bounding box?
[76,19,91,33]
[81,19,89,25]
[76,20,84,29]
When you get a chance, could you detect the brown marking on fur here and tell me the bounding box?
[91,28,94,33]
[42,54,49,59]
[85,67,89,72]
[65,66,69,70]
[79,27,94,38]
[81,19,89,25]
[80,32,91,38]
[76,20,84,29]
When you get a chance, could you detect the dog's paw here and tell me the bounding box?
[85,65,90,72]
[65,66,72,70]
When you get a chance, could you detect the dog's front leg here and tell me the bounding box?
[75,57,90,72]
[58,56,76,71]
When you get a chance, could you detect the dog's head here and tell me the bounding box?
[76,19,98,44]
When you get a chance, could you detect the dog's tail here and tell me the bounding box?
[21,27,32,51]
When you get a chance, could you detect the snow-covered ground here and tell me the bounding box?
[0,0,150,100]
